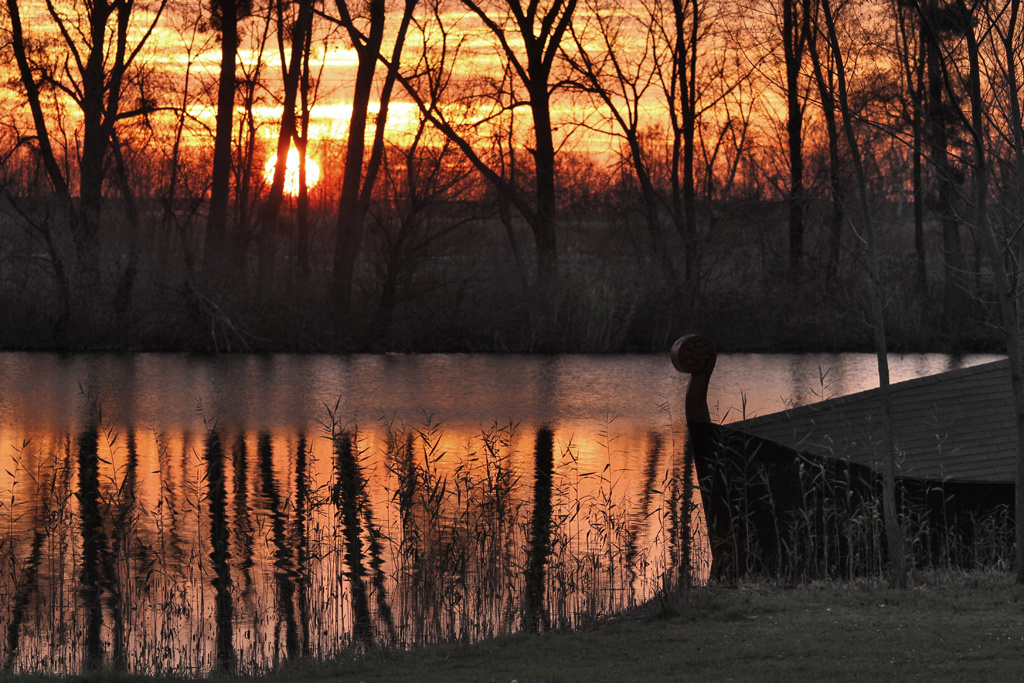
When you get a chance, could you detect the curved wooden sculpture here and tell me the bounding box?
[673,334,798,579]
[671,334,717,424]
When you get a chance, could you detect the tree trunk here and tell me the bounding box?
[821,0,906,589]
[332,0,387,317]
[205,0,240,281]
[257,0,314,302]
[783,0,807,273]
[807,5,844,280]
[296,21,315,288]
[628,135,677,285]
[332,0,416,319]
[913,18,927,290]
[670,0,700,286]
[528,79,559,288]
[922,0,963,319]
[961,0,1024,584]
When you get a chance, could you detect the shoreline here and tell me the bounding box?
[3,572,1021,682]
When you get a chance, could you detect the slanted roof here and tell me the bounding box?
[731,359,1015,483]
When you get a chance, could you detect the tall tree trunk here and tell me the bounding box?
[257,0,314,302]
[205,0,241,282]
[528,79,559,288]
[669,0,700,286]
[629,135,677,285]
[821,0,906,589]
[5,0,72,206]
[296,22,315,287]
[332,0,387,317]
[9,0,163,342]
[922,0,963,319]
[6,0,76,339]
[783,0,807,273]
[807,3,844,280]
[1004,0,1024,235]
[332,0,416,319]
[913,17,927,290]
[682,0,700,287]
[78,15,108,267]
[963,0,1024,584]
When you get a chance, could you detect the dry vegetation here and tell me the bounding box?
[6,573,1024,682]
[0,405,1017,678]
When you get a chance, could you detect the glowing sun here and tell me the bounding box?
[264,147,320,196]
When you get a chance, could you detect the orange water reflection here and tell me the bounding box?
[0,419,698,674]
[0,351,998,674]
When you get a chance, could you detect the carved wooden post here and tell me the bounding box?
[671,335,718,424]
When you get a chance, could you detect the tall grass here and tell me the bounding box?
[1,401,1011,676]
[0,406,698,675]
[694,425,1015,583]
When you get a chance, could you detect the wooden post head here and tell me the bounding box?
[671,335,717,423]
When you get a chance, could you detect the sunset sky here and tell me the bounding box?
[1,0,1020,356]
[4,0,740,180]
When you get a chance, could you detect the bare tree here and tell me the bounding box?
[781,0,812,272]
[6,0,168,335]
[893,0,929,289]
[256,0,316,300]
[939,0,1024,584]
[565,0,751,292]
[989,0,1024,585]
[330,0,418,318]
[159,8,218,275]
[806,0,846,279]
[294,8,335,286]
[819,0,907,588]
[660,0,719,284]
[369,118,478,338]
[396,0,576,293]
[915,0,970,319]
[204,0,251,280]
[563,0,678,285]
[233,8,275,259]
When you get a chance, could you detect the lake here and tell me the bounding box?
[0,350,1000,674]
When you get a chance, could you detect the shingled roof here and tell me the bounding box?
[731,359,1015,484]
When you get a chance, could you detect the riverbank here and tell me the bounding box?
[7,571,1023,682]
[0,283,1004,357]
[229,572,1024,682]
[0,230,1005,356]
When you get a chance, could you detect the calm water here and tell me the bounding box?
[0,351,1000,674]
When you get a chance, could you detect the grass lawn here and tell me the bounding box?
[8,571,1024,683]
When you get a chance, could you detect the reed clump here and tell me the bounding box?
[0,407,698,676]
[696,426,1015,583]
[4,397,1010,678]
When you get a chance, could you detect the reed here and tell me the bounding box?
[696,426,1015,583]
[1,396,1011,678]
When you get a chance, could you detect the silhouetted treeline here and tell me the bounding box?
[0,0,1018,354]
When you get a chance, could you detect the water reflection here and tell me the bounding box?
[205,430,234,673]
[259,433,302,659]
[332,429,375,648]
[526,427,554,633]
[77,422,109,669]
[0,351,1000,674]
[294,433,311,658]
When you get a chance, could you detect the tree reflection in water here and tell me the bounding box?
[0,418,700,674]
[204,430,234,673]
[526,427,554,633]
